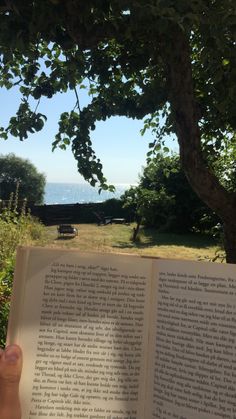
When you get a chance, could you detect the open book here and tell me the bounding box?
[7,246,236,419]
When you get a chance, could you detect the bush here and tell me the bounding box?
[0,258,14,347]
[122,154,219,233]
[0,153,46,204]
[0,188,46,346]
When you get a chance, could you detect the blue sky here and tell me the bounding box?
[0,86,178,185]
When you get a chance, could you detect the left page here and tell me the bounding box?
[7,246,152,419]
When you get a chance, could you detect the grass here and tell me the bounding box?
[44,223,223,262]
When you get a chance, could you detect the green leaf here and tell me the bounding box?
[222,59,230,66]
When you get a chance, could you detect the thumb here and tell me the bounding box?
[0,344,22,419]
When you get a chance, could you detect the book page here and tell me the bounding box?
[146,259,236,419]
[7,247,152,419]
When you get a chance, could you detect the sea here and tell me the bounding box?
[44,182,131,205]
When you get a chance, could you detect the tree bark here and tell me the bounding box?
[132,217,142,242]
[164,28,236,263]
[223,221,236,264]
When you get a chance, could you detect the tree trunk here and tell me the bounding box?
[132,217,142,242]
[223,221,236,264]
[164,27,236,263]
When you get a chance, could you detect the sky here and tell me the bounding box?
[0,86,178,186]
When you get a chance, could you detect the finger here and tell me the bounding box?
[0,344,22,418]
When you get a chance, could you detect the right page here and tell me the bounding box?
[146,259,236,419]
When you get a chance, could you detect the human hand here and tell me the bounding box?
[0,345,22,419]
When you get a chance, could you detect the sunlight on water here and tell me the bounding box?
[44,183,131,204]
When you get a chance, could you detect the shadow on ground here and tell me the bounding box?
[113,228,217,250]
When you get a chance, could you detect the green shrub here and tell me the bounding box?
[0,188,46,346]
[0,258,14,347]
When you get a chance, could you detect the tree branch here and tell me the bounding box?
[165,27,236,221]
[73,88,81,112]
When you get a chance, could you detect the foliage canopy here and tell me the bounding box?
[0,1,235,186]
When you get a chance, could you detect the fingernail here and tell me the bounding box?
[5,346,20,364]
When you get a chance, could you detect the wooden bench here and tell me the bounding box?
[57,224,78,238]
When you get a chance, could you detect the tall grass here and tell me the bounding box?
[0,185,46,346]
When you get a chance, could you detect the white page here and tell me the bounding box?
[146,259,236,419]
[8,247,153,419]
